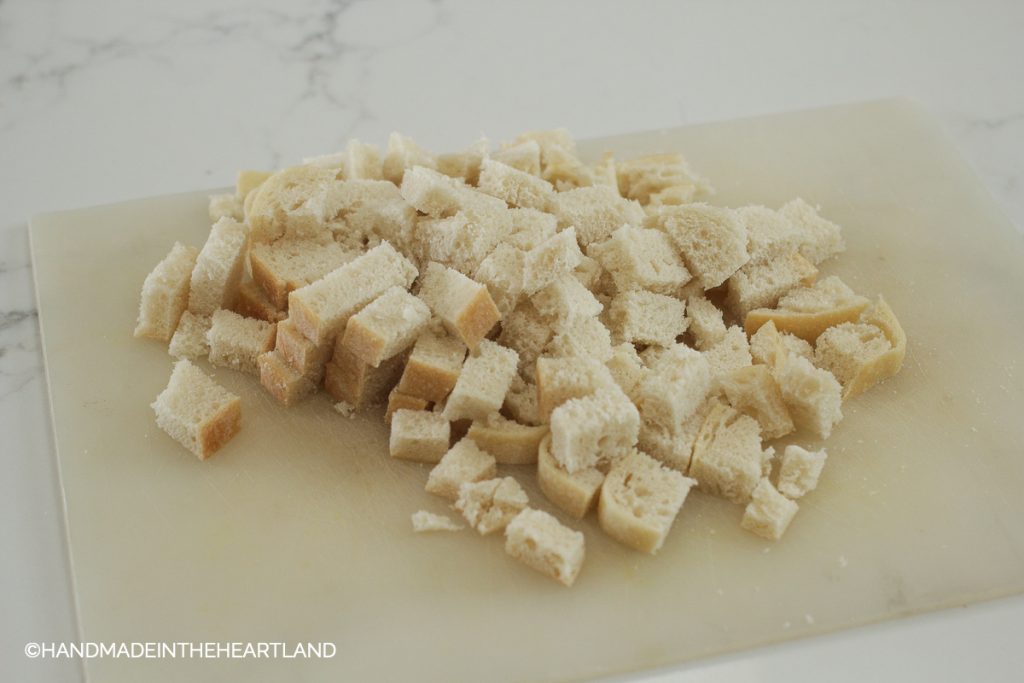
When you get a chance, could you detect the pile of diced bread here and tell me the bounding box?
[135,129,906,587]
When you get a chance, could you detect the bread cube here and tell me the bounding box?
[616,153,710,206]
[275,318,333,383]
[741,479,799,540]
[536,356,617,422]
[521,227,584,295]
[550,185,645,247]
[341,139,383,180]
[506,207,558,250]
[411,510,463,533]
[415,210,505,275]
[605,342,647,402]
[455,476,529,535]
[737,205,806,263]
[637,398,712,474]
[208,193,243,222]
[324,344,405,410]
[504,508,585,587]
[530,275,603,330]
[773,354,843,439]
[719,365,794,439]
[651,203,748,289]
[503,376,541,426]
[744,276,870,342]
[326,180,419,253]
[703,325,753,387]
[777,445,828,499]
[588,224,691,294]
[599,450,697,554]
[778,198,845,265]
[544,315,614,363]
[689,400,773,504]
[606,290,688,347]
[234,279,286,324]
[384,388,430,425]
[466,414,548,465]
[685,295,727,351]
[396,329,467,403]
[477,158,555,210]
[250,237,355,309]
[208,309,277,375]
[537,434,604,519]
[134,242,199,342]
[168,311,211,360]
[152,359,241,459]
[550,390,640,474]
[725,251,818,319]
[541,144,594,191]
[417,262,501,351]
[815,296,906,399]
[473,243,525,317]
[246,165,337,242]
[590,151,619,193]
[635,345,711,431]
[497,299,555,378]
[383,133,437,184]
[340,286,430,367]
[187,217,250,316]
[258,350,317,406]
[425,438,497,500]
[436,137,489,185]
[389,409,451,463]
[493,139,541,176]
[749,320,814,369]
[442,339,519,422]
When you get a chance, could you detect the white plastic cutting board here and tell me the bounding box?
[31,100,1024,683]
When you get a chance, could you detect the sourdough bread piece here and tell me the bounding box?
[417,262,501,351]
[425,437,498,500]
[737,205,805,263]
[506,207,558,250]
[638,397,714,475]
[442,339,519,422]
[773,354,843,439]
[606,290,688,347]
[384,388,430,425]
[616,153,711,206]
[342,139,384,180]
[688,400,773,504]
[703,325,753,387]
[550,185,645,247]
[275,318,333,383]
[390,409,450,463]
[473,244,525,318]
[414,209,506,275]
[341,286,431,367]
[411,511,463,532]
[543,315,614,363]
[246,165,338,242]
[497,299,554,380]
[493,139,542,176]
[437,137,489,185]
[258,350,317,406]
[541,143,595,191]
[134,242,199,341]
[396,329,467,403]
[530,275,603,330]
[719,365,795,439]
[815,296,906,399]
[504,508,585,587]
[605,342,648,403]
[466,413,548,465]
[455,477,530,535]
[383,133,438,184]
[324,345,405,410]
[536,356,617,423]
[521,227,585,295]
[326,180,419,253]
[651,204,748,289]
[168,311,211,360]
[744,275,870,342]
[725,251,818,319]
[288,241,418,346]
[503,376,541,426]
[598,449,697,554]
[250,237,355,309]
[550,390,640,474]
[477,158,556,210]
[777,445,828,499]
[537,434,605,519]
[741,479,799,540]
[588,224,691,294]
[234,279,286,323]
[749,320,814,369]
[778,198,845,265]
[635,344,711,431]
[686,295,728,351]
[152,359,241,459]
[207,309,277,375]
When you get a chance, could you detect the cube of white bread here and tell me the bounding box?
[493,139,541,176]
[572,254,604,291]
[590,152,619,193]
[383,132,438,184]
[415,210,505,276]
[635,344,711,431]
[542,144,596,191]
[275,318,333,383]
[258,350,317,406]
[288,241,418,346]
[544,315,614,363]
[777,445,828,499]
[425,437,498,500]
[384,387,429,425]
[325,180,419,254]
[152,359,241,459]
[400,166,511,234]
[442,339,519,422]
[417,262,501,351]
[503,375,541,426]
[606,290,688,347]
[719,365,795,440]
[477,158,556,210]
[506,208,558,250]
[325,344,406,410]
[389,409,451,463]
[455,476,529,535]
[689,400,773,504]
[550,186,645,247]
[504,507,585,587]
[744,275,870,342]
[778,198,845,265]
[737,205,806,264]
[550,390,640,474]
[341,286,431,367]
[616,153,711,206]
[436,137,489,185]
[207,310,277,375]
[397,329,466,403]
[134,242,199,342]
[703,325,753,386]
[246,165,338,242]
[749,320,814,369]
[536,355,617,422]
[498,300,555,379]
[168,311,211,360]
[537,433,605,519]
[233,279,286,324]
[685,295,727,351]
[604,342,648,403]
[249,237,355,310]
[725,251,818,319]
[741,478,799,540]
[521,227,584,295]
[530,275,603,330]
[638,397,713,474]
[651,203,748,290]
[588,224,691,295]
[208,193,243,222]
[599,449,697,554]
[342,139,383,180]
[510,128,576,164]
[236,169,273,202]
[466,413,548,465]
[815,296,906,400]
[773,354,843,439]
[473,244,525,317]
[411,510,463,533]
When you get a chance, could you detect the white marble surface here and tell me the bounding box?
[1,1,1022,681]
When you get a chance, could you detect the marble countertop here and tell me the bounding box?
[2,1,1022,681]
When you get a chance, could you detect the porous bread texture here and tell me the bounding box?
[396,328,467,403]
[288,241,418,346]
[275,318,333,383]
[425,437,498,500]
[772,354,843,439]
[258,350,316,406]
[686,295,727,350]
[493,139,542,176]
[234,279,286,323]
[815,296,906,399]
[341,286,431,367]
[411,510,463,533]
[437,137,489,185]
[778,198,845,265]
[550,389,640,474]
[703,325,753,386]
[236,170,273,201]
[572,254,604,291]
[383,132,438,184]
[741,478,799,540]
[473,244,525,317]
[651,203,748,290]
[324,344,406,410]
[506,208,557,250]
[744,275,869,342]
[250,237,355,309]
[187,217,250,317]
[417,262,501,351]
[688,400,773,505]
[498,299,554,380]
[719,364,794,440]
[477,157,556,210]
[207,309,277,376]
[536,433,604,519]
[588,224,691,294]
[504,507,585,587]
[550,185,645,247]
[606,290,688,347]
[590,151,619,192]
[777,445,827,499]
[455,476,529,535]
[135,242,198,341]
[246,165,339,242]
[638,398,712,474]
[725,251,818,319]
[616,153,711,206]
[209,193,243,222]
[749,320,814,369]
[466,413,548,465]
[604,342,647,403]
[414,210,505,275]
[326,180,419,254]
[390,408,451,463]
[737,205,806,263]
[598,449,697,554]
[503,375,541,426]
[535,355,617,422]
[531,275,603,330]
[384,388,430,425]
[635,345,711,432]
[442,339,519,422]
[152,359,241,459]
[521,227,584,295]
[168,311,211,360]
[543,315,614,363]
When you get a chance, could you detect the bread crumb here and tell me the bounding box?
[411,510,464,532]
[334,401,356,418]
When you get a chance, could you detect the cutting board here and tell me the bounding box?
[30,99,1024,683]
